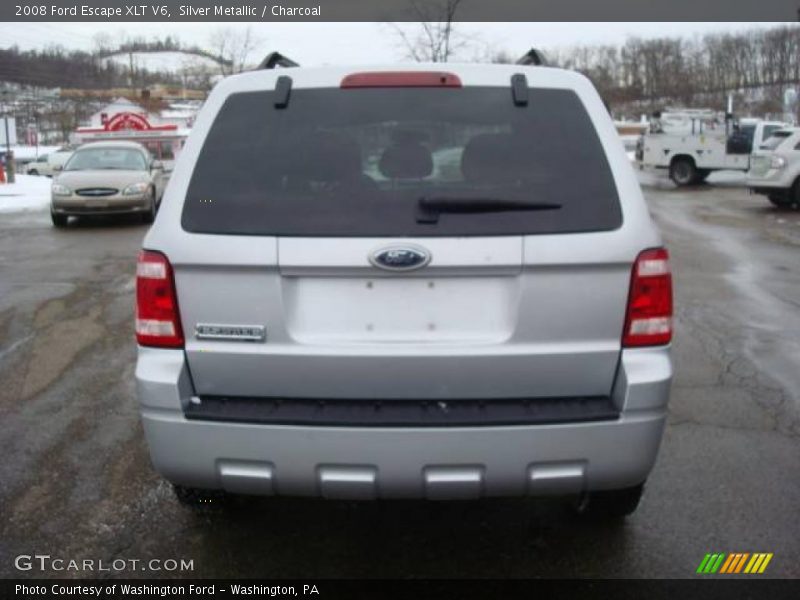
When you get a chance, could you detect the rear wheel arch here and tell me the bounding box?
[669,154,695,167]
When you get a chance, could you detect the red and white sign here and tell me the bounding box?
[74,112,187,164]
[77,112,177,135]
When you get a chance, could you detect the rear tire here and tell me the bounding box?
[28,169,39,176]
[572,482,645,520]
[792,179,800,209]
[768,193,789,208]
[669,157,696,186]
[51,211,68,228]
[172,484,226,508]
[771,181,800,209]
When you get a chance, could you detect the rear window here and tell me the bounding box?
[762,124,781,140]
[760,131,794,150]
[182,86,621,236]
[761,131,793,150]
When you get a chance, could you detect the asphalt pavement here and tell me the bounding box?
[0,173,798,578]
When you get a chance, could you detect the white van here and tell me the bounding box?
[24,148,74,177]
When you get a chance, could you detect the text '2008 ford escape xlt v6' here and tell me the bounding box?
[135,59,673,518]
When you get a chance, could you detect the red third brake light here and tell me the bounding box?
[136,250,184,348]
[622,248,673,347]
[341,71,462,88]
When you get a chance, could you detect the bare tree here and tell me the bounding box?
[208,26,263,75]
[543,25,800,117]
[467,42,515,64]
[486,48,515,64]
[389,0,472,63]
[92,32,113,55]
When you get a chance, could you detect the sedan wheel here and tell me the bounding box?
[141,191,156,224]
[51,210,68,228]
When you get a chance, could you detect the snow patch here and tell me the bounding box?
[0,174,52,213]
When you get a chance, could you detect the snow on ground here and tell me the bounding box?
[0,174,51,213]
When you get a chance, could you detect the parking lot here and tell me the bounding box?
[0,173,799,579]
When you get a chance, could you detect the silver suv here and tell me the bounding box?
[135,62,673,518]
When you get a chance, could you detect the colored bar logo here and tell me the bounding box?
[696,552,773,574]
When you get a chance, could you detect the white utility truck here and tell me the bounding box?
[636,108,786,186]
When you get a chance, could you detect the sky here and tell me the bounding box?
[0,22,790,65]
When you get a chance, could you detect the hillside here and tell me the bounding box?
[0,46,183,90]
[101,51,224,89]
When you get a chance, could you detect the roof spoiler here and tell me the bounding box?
[516,48,548,67]
[257,52,300,70]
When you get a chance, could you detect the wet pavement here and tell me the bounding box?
[0,174,798,578]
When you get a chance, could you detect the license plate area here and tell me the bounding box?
[85,200,110,208]
[282,276,519,344]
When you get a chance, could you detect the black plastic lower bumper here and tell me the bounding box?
[185,395,619,427]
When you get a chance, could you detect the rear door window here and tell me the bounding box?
[762,124,781,140]
[761,131,794,150]
[183,87,621,236]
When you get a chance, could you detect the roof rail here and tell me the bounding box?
[516,48,548,67]
[257,52,300,70]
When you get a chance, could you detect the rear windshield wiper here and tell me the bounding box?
[417,196,561,224]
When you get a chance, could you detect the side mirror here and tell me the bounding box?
[53,164,63,172]
[151,160,164,171]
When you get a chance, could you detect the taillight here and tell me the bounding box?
[135,250,184,348]
[622,248,673,347]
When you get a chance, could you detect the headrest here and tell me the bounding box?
[379,142,433,179]
[461,133,521,185]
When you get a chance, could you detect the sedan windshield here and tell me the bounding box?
[65,148,147,171]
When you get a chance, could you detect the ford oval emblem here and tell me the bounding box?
[369,245,431,271]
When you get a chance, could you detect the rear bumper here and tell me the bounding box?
[136,346,671,499]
